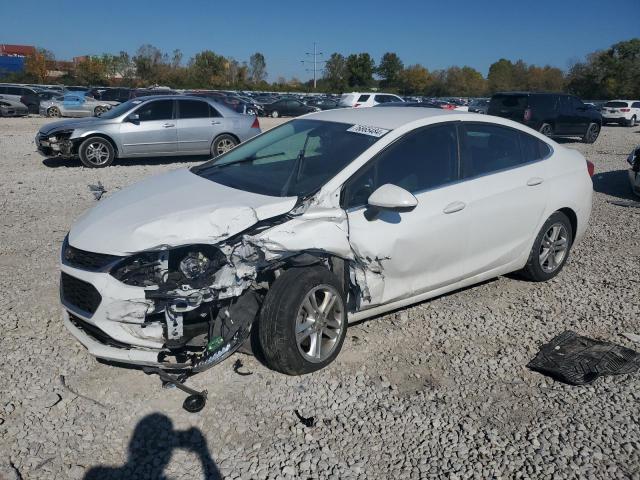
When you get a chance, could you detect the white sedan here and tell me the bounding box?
[60,108,594,375]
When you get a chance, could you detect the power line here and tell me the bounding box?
[300,42,325,90]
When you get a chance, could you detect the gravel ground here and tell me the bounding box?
[0,115,639,480]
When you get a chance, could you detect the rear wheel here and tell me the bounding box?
[539,123,553,137]
[79,137,115,168]
[94,106,107,117]
[211,134,238,158]
[520,211,573,282]
[627,115,637,127]
[582,122,600,143]
[47,106,61,118]
[258,267,347,375]
[271,110,279,118]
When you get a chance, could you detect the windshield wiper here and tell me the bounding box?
[202,151,286,171]
[280,136,310,196]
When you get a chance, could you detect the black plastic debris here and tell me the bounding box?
[294,410,315,428]
[528,330,640,385]
[607,199,640,209]
[232,359,253,376]
[88,181,106,201]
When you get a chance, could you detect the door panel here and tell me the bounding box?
[119,100,177,156]
[348,183,470,308]
[177,99,216,154]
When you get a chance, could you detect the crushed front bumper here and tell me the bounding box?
[63,310,183,368]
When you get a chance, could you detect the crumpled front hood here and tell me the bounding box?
[69,169,298,255]
[39,117,111,135]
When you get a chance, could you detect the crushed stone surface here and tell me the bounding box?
[0,116,639,479]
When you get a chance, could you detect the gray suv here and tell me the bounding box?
[35,96,261,167]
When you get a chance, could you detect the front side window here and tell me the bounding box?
[193,119,384,197]
[178,99,209,119]
[461,123,537,178]
[343,124,459,209]
[357,94,370,102]
[136,100,174,121]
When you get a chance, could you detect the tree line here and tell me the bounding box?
[2,38,638,99]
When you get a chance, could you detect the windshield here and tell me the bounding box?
[97,99,142,119]
[192,119,386,197]
[604,101,628,108]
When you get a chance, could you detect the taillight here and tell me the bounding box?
[251,117,260,129]
[586,160,595,178]
[523,108,532,121]
[620,108,630,112]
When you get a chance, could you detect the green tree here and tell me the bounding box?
[399,64,431,95]
[323,53,348,92]
[487,58,515,93]
[188,50,227,87]
[249,52,267,84]
[346,53,375,88]
[444,66,486,96]
[133,44,165,84]
[377,52,404,89]
[25,48,55,83]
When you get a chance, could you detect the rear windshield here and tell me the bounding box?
[604,101,628,108]
[489,94,528,111]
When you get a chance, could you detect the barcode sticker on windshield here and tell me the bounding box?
[347,125,390,137]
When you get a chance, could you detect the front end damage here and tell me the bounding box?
[36,130,78,158]
[60,201,384,373]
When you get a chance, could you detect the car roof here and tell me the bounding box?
[306,106,458,130]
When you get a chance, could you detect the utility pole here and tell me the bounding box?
[300,42,324,90]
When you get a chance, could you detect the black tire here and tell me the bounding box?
[79,137,115,168]
[539,123,553,137]
[582,122,600,144]
[94,106,107,117]
[258,267,348,375]
[520,211,573,282]
[211,134,238,158]
[271,110,279,118]
[47,106,61,118]
[627,116,636,127]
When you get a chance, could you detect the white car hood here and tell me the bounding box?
[69,169,298,255]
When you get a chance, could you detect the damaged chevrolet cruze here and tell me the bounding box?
[61,107,593,376]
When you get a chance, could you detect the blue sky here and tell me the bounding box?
[3,0,639,81]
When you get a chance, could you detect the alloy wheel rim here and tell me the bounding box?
[539,223,568,273]
[295,285,344,363]
[85,142,110,165]
[588,124,599,141]
[541,125,552,136]
[216,138,235,155]
[49,108,60,117]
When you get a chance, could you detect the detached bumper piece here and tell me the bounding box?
[528,330,640,385]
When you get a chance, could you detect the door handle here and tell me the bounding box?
[211,121,221,125]
[527,177,544,186]
[162,123,175,128]
[443,201,466,214]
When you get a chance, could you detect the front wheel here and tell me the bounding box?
[520,211,573,282]
[79,137,115,168]
[271,110,279,118]
[258,267,347,375]
[47,106,61,118]
[627,116,637,127]
[94,106,107,117]
[582,122,600,143]
[211,134,238,157]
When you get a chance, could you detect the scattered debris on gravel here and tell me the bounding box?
[0,116,639,479]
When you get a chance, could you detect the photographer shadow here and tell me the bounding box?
[84,413,221,480]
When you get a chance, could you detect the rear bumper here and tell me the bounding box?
[602,115,631,122]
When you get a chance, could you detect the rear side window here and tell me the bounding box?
[604,101,629,108]
[343,123,459,208]
[7,86,22,95]
[489,94,528,112]
[357,94,370,102]
[179,99,210,119]
[519,132,551,162]
[632,102,640,108]
[136,100,174,121]
[461,123,525,178]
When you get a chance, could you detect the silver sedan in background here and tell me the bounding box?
[39,93,113,118]
[35,96,262,167]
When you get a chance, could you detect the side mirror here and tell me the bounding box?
[128,113,140,124]
[367,184,418,211]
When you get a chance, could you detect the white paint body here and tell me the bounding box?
[62,108,593,366]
